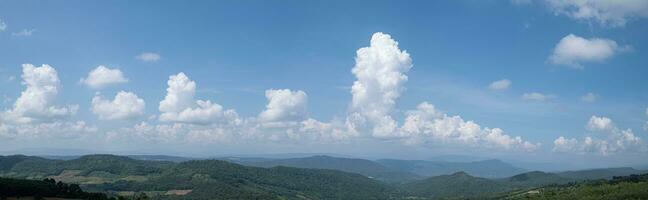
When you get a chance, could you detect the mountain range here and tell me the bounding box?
[1,154,647,199]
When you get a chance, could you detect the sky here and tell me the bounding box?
[1,0,647,169]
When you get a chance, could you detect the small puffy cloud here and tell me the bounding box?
[549,34,630,69]
[554,115,643,155]
[91,91,146,120]
[586,115,614,131]
[80,66,129,89]
[259,89,308,122]
[400,102,539,151]
[0,19,6,32]
[546,0,648,27]
[3,64,77,123]
[553,136,579,152]
[581,92,598,102]
[12,29,35,37]
[488,79,512,91]
[135,52,161,62]
[348,32,412,138]
[158,72,239,124]
[522,92,556,101]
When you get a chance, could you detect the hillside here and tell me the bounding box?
[403,170,614,199]
[504,171,571,187]
[0,177,112,199]
[228,155,422,183]
[95,159,399,199]
[1,155,399,199]
[378,158,527,178]
[556,167,646,180]
[403,171,510,199]
[2,154,647,199]
[499,173,648,200]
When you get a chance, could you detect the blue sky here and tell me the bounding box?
[1,0,647,168]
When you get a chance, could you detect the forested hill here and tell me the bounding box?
[499,173,648,199]
[1,154,647,199]
[226,155,423,183]
[0,155,397,199]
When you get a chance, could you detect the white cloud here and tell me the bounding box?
[0,64,93,139]
[12,29,35,37]
[549,34,630,69]
[586,115,614,131]
[80,65,129,89]
[135,52,161,62]
[158,72,239,124]
[522,92,556,101]
[546,0,648,27]
[3,64,77,123]
[0,19,6,32]
[112,122,233,144]
[400,102,539,151]
[488,79,512,91]
[553,136,579,152]
[581,92,598,102]
[259,89,308,122]
[0,121,96,139]
[91,91,146,120]
[553,115,643,155]
[348,32,413,138]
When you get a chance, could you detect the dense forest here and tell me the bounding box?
[499,174,648,199]
[0,177,115,200]
[1,154,647,199]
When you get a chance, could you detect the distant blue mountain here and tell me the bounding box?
[377,158,528,178]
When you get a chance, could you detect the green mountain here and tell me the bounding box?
[3,154,647,199]
[0,177,113,199]
[403,171,511,199]
[101,159,398,199]
[1,155,399,199]
[378,158,527,178]
[499,173,648,200]
[503,171,571,188]
[228,155,422,183]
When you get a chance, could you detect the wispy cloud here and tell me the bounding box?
[12,29,36,37]
[580,92,598,103]
[488,79,512,91]
[135,52,162,62]
[522,92,556,101]
[0,19,7,32]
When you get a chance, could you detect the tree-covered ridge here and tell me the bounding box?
[499,173,648,200]
[0,154,173,179]
[376,158,528,178]
[228,155,423,183]
[402,171,511,199]
[0,177,114,200]
[97,159,398,200]
[2,154,647,199]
